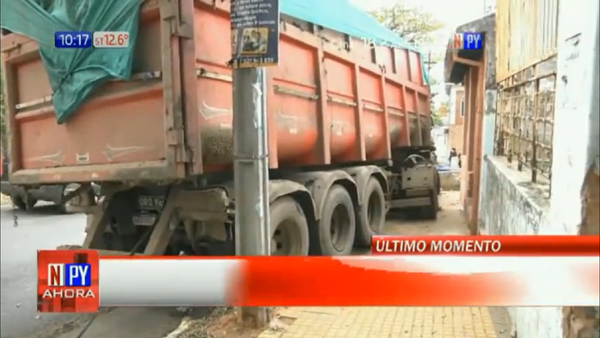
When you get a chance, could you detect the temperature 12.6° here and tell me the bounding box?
[93,31,130,48]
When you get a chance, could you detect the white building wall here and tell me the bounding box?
[478,0,600,336]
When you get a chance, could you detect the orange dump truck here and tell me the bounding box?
[1,0,437,256]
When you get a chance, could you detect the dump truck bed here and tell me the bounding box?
[1,0,431,185]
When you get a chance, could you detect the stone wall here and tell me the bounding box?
[479,157,562,337]
[479,157,551,235]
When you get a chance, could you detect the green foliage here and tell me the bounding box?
[432,112,443,126]
[369,3,444,47]
[429,77,439,87]
[431,101,450,126]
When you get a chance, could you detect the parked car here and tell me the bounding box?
[0,154,99,212]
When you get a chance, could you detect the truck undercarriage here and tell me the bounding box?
[70,147,439,257]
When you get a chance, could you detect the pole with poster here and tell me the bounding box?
[230,0,280,328]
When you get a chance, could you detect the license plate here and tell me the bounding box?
[138,195,165,210]
[132,214,156,226]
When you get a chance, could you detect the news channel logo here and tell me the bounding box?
[448,32,483,50]
[42,263,95,299]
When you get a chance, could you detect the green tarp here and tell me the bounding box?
[0,0,143,124]
[0,0,427,124]
[281,0,431,84]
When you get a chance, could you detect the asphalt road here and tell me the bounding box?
[0,191,465,338]
[0,204,187,338]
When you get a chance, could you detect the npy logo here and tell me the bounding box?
[47,263,91,287]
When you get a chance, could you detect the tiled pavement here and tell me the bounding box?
[259,193,513,338]
[259,306,512,338]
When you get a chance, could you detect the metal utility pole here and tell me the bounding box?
[232,67,271,327]
[230,0,280,328]
[425,50,435,74]
[428,51,432,73]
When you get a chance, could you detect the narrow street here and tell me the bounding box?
[0,201,185,338]
[2,191,512,338]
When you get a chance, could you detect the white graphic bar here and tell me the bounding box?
[98,259,242,307]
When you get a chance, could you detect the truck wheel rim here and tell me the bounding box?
[330,204,350,252]
[367,192,383,233]
[271,218,300,256]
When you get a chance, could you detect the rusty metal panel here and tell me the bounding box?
[0,0,191,184]
[2,0,431,187]
[496,0,559,81]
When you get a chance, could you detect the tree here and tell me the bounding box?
[432,112,443,126]
[370,3,444,47]
[431,102,449,126]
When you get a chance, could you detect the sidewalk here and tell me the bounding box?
[260,307,512,338]
[258,192,512,338]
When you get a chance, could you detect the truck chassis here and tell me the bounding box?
[70,147,439,256]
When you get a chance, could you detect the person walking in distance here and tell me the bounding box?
[448,148,462,168]
[449,148,457,165]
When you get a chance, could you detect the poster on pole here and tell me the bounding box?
[230,0,280,68]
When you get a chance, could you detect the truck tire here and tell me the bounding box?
[11,195,37,210]
[422,189,439,220]
[435,169,441,195]
[270,197,310,256]
[355,177,386,247]
[56,203,68,214]
[314,185,356,256]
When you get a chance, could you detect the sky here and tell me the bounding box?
[351,0,489,32]
[349,0,494,103]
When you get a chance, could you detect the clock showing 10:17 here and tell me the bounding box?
[54,31,93,49]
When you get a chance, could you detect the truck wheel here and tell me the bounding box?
[56,203,68,214]
[315,185,356,256]
[11,196,37,210]
[435,169,441,195]
[356,177,386,247]
[422,189,439,220]
[270,197,310,256]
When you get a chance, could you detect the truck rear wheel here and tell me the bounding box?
[421,189,439,220]
[356,177,386,247]
[11,195,37,210]
[314,185,356,256]
[270,197,310,256]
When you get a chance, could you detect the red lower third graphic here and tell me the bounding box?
[37,250,99,313]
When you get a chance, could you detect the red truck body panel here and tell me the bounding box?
[1,0,431,185]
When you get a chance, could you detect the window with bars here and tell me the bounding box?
[494,55,557,188]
